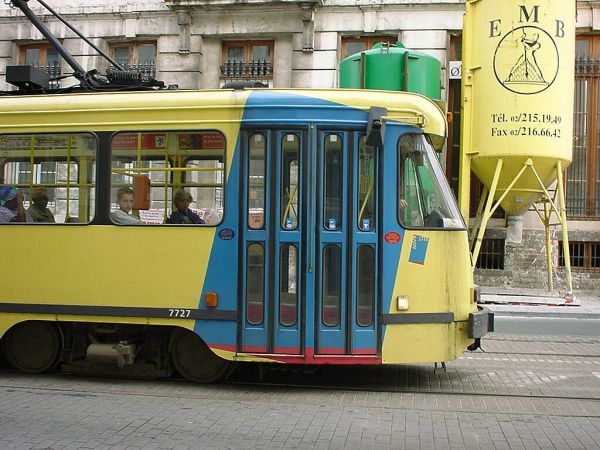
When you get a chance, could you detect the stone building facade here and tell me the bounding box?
[0,0,598,293]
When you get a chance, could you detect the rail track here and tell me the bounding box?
[1,333,600,405]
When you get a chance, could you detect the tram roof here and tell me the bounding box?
[0,88,446,149]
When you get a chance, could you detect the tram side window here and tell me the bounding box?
[110,131,225,225]
[281,133,299,230]
[397,133,464,229]
[248,133,265,229]
[0,133,97,224]
[358,136,376,231]
[324,134,343,230]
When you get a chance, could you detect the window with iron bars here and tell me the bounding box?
[559,241,600,272]
[567,36,600,219]
[221,40,273,85]
[19,43,62,88]
[109,42,157,82]
[474,238,505,270]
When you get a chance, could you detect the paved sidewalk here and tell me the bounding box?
[481,286,600,315]
[480,287,600,336]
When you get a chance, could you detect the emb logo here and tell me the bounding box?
[490,5,564,95]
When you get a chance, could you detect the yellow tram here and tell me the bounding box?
[0,88,492,382]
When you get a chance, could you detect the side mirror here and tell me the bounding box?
[366,106,387,147]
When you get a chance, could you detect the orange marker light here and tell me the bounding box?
[205,292,218,308]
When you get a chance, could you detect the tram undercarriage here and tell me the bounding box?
[0,321,232,383]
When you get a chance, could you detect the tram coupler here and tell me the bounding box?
[468,307,494,339]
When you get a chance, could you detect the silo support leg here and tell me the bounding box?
[471,159,503,271]
[543,200,553,292]
[555,161,573,294]
[469,185,488,250]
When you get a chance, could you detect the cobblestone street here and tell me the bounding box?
[1,334,600,449]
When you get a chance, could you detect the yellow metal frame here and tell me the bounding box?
[469,158,573,293]
[460,0,575,295]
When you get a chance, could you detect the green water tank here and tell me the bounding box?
[339,42,441,100]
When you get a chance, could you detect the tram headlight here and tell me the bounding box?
[396,295,409,311]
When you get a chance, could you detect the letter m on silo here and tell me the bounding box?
[519,5,539,23]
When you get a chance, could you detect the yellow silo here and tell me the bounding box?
[460,0,576,292]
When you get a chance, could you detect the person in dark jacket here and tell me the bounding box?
[27,186,55,223]
[167,189,204,224]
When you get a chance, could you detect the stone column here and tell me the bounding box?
[175,8,192,54]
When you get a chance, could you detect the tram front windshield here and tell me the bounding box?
[398,133,464,229]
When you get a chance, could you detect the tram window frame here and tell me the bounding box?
[357,135,376,232]
[280,133,300,230]
[356,244,375,327]
[323,133,343,231]
[246,242,266,325]
[247,132,266,230]
[109,130,226,226]
[0,132,98,225]
[279,243,298,326]
[396,133,466,230]
[322,244,342,327]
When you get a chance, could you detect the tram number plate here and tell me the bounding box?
[169,308,192,318]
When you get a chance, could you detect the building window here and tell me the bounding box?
[474,238,505,270]
[19,43,61,88]
[559,241,600,272]
[340,36,397,60]
[220,40,273,86]
[567,36,600,218]
[109,41,156,81]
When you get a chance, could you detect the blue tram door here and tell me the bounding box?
[316,131,379,356]
[241,130,305,354]
[240,128,378,357]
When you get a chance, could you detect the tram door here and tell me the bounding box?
[241,129,305,354]
[240,128,379,357]
[316,131,378,355]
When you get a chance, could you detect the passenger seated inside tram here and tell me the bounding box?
[110,187,141,225]
[167,189,205,224]
[0,186,32,223]
[27,187,55,223]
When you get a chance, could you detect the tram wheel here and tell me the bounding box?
[1,321,61,374]
[170,329,231,383]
